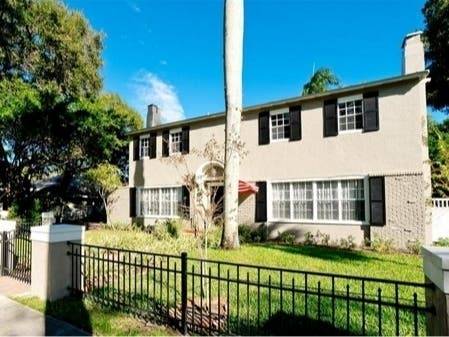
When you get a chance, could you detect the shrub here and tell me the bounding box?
[315,230,331,246]
[339,235,357,249]
[370,235,395,253]
[100,222,138,231]
[279,231,295,245]
[166,219,181,238]
[434,237,449,247]
[238,224,268,244]
[406,239,421,255]
[238,225,253,244]
[251,224,268,243]
[304,232,315,245]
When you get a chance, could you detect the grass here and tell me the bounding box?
[12,295,178,336]
[81,227,427,336]
[85,228,423,282]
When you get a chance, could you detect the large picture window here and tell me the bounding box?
[138,187,181,217]
[271,178,366,223]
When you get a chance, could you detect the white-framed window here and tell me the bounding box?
[272,183,290,219]
[316,181,339,220]
[138,187,182,217]
[338,94,363,132]
[170,128,182,154]
[292,182,313,220]
[270,178,367,223]
[341,180,365,221]
[140,135,150,158]
[270,109,290,141]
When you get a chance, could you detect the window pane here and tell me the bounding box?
[160,188,171,215]
[316,181,339,220]
[170,132,182,154]
[338,97,364,131]
[272,183,290,219]
[292,182,313,220]
[341,180,365,221]
[270,112,290,141]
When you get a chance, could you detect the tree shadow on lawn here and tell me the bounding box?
[251,243,421,269]
[257,243,374,262]
[261,310,352,336]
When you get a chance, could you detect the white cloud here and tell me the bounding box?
[128,2,141,13]
[132,72,185,124]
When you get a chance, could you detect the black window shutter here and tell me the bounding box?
[182,126,190,154]
[363,91,379,132]
[323,99,338,137]
[129,187,136,217]
[369,176,386,225]
[255,181,267,222]
[149,132,157,159]
[289,106,301,141]
[258,111,270,145]
[182,186,190,217]
[162,130,169,157]
[133,136,140,161]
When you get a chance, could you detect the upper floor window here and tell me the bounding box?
[135,132,156,160]
[162,126,190,157]
[338,95,363,132]
[140,136,150,158]
[270,109,290,141]
[323,91,379,137]
[170,129,182,154]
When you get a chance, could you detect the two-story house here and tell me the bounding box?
[127,32,431,248]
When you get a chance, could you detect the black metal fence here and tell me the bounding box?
[67,242,434,336]
[0,228,32,283]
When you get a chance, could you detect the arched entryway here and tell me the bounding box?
[195,161,225,223]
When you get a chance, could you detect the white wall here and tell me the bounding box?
[432,199,449,242]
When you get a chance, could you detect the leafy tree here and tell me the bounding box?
[84,163,122,225]
[428,117,449,197]
[422,0,449,113]
[222,0,244,249]
[302,67,340,95]
[0,0,142,216]
[0,0,102,98]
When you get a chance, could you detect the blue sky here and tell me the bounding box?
[64,0,441,123]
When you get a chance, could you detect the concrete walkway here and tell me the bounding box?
[0,277,90,336]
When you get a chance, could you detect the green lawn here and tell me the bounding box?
[85,228,424,282]
[82,228,427,336]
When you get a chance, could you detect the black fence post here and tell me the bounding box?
[181,252,188,335]
[1,231,8,276]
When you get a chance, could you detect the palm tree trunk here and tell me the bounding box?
[222,0,243,249]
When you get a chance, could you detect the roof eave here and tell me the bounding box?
[128,70,428,137]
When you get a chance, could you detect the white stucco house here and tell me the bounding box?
[121,32,431,248]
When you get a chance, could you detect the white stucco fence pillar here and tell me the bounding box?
[30,225,84,301]
[422,246,449,336]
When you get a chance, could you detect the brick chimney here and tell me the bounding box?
[147,104,160,128]
[402,31,425,75]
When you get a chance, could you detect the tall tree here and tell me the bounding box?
[423,0,449,113]
[222,0,244,249]
[302,67,340,95]
[0,0,142,216]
